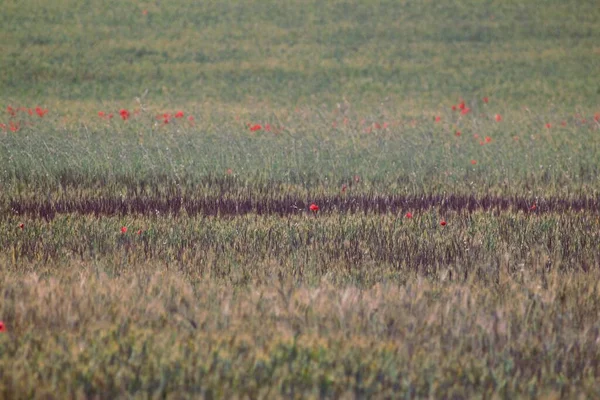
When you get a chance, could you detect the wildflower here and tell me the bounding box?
[405,212,413,219]
[188,116,195,122]
[495,114,502,122]
[440,220,447,226]
[455,131,461,137]
[485,136,492,143]
[374,122,381,129]
[459,101,466,110]
[175,111,184,118]
[0,321,5,333]
[6,106,15,116]
[265,123,272,132]
[435,116,441,122]
[309,203,319,213]
[137,229,142,235]
[18,223,24,230]
[0,123,5,131]
[595,113,599,123]
[473,133,479,139]
[35,107,48,117]
[461,107,471,115]
[249,124,262,131]
[341,184,347,193]
[119,109,130,120]
[483,97,489,103]
[121,226,127,234]
[107,113,113,119]
[471,160,477,165]
[545,123,551,129]
[383,122,389,129]
[9,122,19,132]
[530,204,537,211]
[98,111,105,118]
[451,105,457,111]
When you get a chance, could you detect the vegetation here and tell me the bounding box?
[1,0,599,398]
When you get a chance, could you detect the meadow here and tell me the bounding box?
[1,0,600,398]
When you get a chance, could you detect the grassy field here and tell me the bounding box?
[1,0,600,398]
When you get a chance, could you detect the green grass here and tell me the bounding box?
[1,0,600,398]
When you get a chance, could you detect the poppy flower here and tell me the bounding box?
[265,123,272,132]
[455,131,461,137]
[98,111,105,118]
[0,123,5,131]
[473,133,479,139]
[137,229,142,235]
[440,220,447,226]
[451,105,457,111]
[18,223,24,230]
[374,122,381,129]
[485,136,492,143]
[175,111,184,118]
[483,97,489,104]
[495,114,502,122]
[9,122,19,132]
[119,109,130,120]
[530,204,537,211]
[121,226,127,234]
[0,321,5,333]
[6,106,15,116]
[188,116,195,122]
[249,124,262,131]
[461,107,471,115]
[405,212,413,219]
[471,160,477,165]
[545,123,551,129]
[35,107,48,117]
[459,101,466,110]
[309,203,319,213]
[435,116,441,122]
[594,113,599,123]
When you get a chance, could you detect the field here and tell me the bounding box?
[1,0,600,398]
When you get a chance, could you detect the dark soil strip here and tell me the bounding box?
[7,193,599,220]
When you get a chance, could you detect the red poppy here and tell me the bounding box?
[98,111,105,118]
[455,131,461,137]
[545,123,551,129]
[119,109,130,120]
[461,107,471,115]
[471,160,477,165]
[249,124,262,131]
[405,212,413,219]
[435,116,441,122]
[374,122,381,129]
[265,123,272,132]
[6,106,15,116]
[137,229,142,235]
[0,321,5,333]
[175,111,184,118]
[495,114,502,122]
[383,122,389,129]
[309,203,319,213]
[459,101,466,110]
[473,133,479,139]
[9,122,19,132]
[440,220,447,226]
[188,116,195,122]
[18,223,24,230]
[530,204,537,211]
[107,113,114,119]
[35,107,48,117]
[121,226,127,234]
[483,97,489,104]
[595,113,599,123]
[451,105,457,111]
[485,136,492,143]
